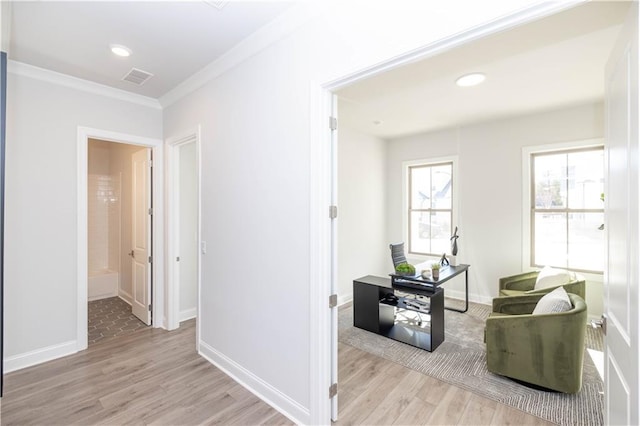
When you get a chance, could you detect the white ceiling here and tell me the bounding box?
[337,1,631,140]
[7,1,294,99]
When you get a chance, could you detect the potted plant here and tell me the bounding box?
[431,262,441,280]
[395,262,416,277]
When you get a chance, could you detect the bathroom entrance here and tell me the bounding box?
[87,139,152,345]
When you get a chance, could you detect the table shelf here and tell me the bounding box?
[354,275,444,352]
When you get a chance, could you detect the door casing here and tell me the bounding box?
[77,127,164,351]
[166,127,202,334]
[309,0,612,424]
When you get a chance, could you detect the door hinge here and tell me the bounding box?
[329,294,338,309]
[176,256,180,262]
[148,256,153,263]
[329,116,338,131]
[329,382,338,398]
[149,159,153,167]
[148,207,153,215]
[148,304,152,311]
[329,205,338,219]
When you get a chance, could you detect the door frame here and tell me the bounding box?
[77,126,164,351]
[166,127,202,333]
[309,1,586,423]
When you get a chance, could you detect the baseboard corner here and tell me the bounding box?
[198,340,310,425]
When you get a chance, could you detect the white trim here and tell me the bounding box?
[198,340,308,425]
[337,294,352,307]
[77,127,165,352]
[159,3,323,108]
[179,307,197,323]
[1,1,12,53]
[309,82,333,425]
[118,294,132,306]
[4,340,76,373]
[310,1,586,422]
[521,138,604,281]
[9,61,161,110]
[165,127,201,333]
[401,155,459,260]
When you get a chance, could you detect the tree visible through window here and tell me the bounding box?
[408,162,453,256]
[531,147,604,273]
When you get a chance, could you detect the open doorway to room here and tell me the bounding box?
[87,139,152,346]
[166,128,201,333]
[327,1,630,423]
[77,127,164,353]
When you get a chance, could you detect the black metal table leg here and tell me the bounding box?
[444,268,469,313]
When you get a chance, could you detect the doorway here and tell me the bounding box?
[318,2,631,423]
[166,128,201,333]
[77,127,164,352]
[87,139,151,345]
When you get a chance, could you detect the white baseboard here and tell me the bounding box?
[118,290,132,305]
[337,294,352,306]
[4,340,77,373]
[180,307,197,323]
[448,289,493,306]
[198,340,309,425]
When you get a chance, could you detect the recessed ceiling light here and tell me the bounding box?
[110,44,132,57]
[456,73,486,87]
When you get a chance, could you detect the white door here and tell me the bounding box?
[330,95,338,421]
[131,148,152,325]
[178,142,198,322]
[604,3,639,425]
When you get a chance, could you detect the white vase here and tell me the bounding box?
[449,255,457,266]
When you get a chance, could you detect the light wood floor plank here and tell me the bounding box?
[3,314,557,426]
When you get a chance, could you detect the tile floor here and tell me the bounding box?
[88,296,148,345]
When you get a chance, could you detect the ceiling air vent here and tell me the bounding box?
[203,0,229,10]
[122,68,154,86]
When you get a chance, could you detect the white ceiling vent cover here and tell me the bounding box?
[203,1,229,10]
[122,68,154,86]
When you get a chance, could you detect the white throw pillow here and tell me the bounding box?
[534,266,574,290]
[532,286,573,315]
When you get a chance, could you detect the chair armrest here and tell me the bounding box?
[499,271,539,292]
[491,294,544,315]
[485,295,587,393]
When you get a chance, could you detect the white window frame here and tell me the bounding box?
[403,155,458,260]
[522,138,604,281]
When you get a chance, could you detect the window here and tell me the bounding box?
[407,161,453,256]
[531,146,604,273]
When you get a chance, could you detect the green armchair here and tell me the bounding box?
[485,292,587,393]
[499,270,586,300]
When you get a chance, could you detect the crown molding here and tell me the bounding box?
[159,2,323,108]
[8,60,162,110]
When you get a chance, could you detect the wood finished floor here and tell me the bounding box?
[1,319,552,425]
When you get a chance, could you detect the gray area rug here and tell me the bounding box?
[339,298,604,426]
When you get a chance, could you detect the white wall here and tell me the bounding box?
[337,125,388,303]
[162,1,543,422]
[386,102,604,315]
[178,141,198,321]
[4,71,161,364]
[88,140,115,274]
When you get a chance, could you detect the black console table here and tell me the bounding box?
[390,264,470,313]
[353,275,444,352]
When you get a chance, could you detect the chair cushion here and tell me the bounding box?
[532,286,572,315]
[534,266,574,290]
